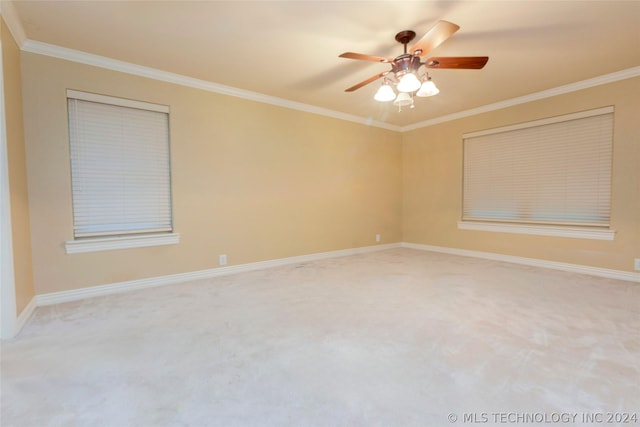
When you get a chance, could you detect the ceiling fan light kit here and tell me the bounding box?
[416,75,440,98]
[397,72,422,93]
[392,92,414,111]
[339,20,488,112]
[373,80,397,102]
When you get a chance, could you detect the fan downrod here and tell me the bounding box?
[395,30,416,54]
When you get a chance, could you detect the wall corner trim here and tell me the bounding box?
[401,242,640,283]
[0,32,18,341]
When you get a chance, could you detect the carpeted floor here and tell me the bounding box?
[2,248,639,427]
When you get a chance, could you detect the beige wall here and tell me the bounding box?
[403,76,640,272]
[16,48,640,296]
[2,18,35,312]
[21,52,403,294]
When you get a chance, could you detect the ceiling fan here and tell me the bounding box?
[339,20,488,109]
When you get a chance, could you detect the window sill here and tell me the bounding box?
[457,221,615,241]
[65,232,180,254]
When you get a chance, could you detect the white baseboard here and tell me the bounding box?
[402,242,640,283]
[36,243,402,306]
[25,240,640,314]
[13,296,36,336]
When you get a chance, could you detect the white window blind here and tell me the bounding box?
[462,107,613,227]
[67,91,172,238]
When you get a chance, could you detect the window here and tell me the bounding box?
[460,107,614,240]
[65,90,178,253]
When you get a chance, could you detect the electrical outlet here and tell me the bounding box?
[375,234,381,243]
[635,258,640,271]
[219,254,227,266]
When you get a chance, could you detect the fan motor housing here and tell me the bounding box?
[391,54,422,77]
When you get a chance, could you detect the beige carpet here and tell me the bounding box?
[2,248,639,426]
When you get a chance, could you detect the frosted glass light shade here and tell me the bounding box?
[416,79,440,97]
[374,84,396,102]
[397,73,421,93]
[393,92,413,106]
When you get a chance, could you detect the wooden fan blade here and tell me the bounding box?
[339,52,391,63]
[345,71,389,92]
[424,56,489,69]
[410,20,460,57]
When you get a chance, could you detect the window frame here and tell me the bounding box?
[458,106,615,240]
[64,90,179,253]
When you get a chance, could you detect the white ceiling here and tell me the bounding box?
[8,0,640,127]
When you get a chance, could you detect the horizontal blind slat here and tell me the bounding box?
[68,97,173,238]
[463,111,612,225]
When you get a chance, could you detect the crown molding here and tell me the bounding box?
[16,37,640,134]
[401,66,640,132]
[20,39,401,132]
[0,1,26,47]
